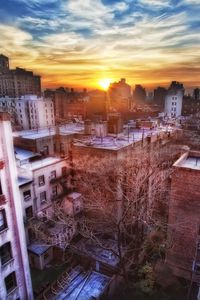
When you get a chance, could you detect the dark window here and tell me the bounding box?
[25,206,33,219]
[43,145,49,156]
[44,252,49,260]
[62,167,67,177]
[38,175,45,186]
[23,190,31,201]
[51,170,56,179]
[40,191,47,204]
[52,186,57,196]
[5,272,17,294]
[0,179,2,195]
[0,210,7,231]
[60,143,64,155]
[0,242,12,265]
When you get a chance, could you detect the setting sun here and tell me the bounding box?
[98,78,113,90]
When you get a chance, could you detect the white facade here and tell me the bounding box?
[17,154,68,220]
[0,95,55,130]
[0,113,33,300]
[164,90,183,118]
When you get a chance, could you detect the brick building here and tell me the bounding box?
[166,151,200,283]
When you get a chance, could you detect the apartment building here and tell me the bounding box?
[164,81,184,118]
[0,112,33,300]
[0,54,41,97]
[0,95,55,130]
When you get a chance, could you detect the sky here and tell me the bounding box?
[0,0,200,90]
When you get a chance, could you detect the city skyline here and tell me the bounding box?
[0,0,200,90]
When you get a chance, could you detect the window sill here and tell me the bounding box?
[0,227,8,234]
[1,258,14,269]
[7,286,18,296]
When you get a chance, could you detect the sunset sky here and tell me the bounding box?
[0,0,200,90]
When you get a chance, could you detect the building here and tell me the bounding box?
[193,88,200,101]
[182,95,200,116]
[0,55,41,97]
[47,87,89,123]
[108,78,132,112]
[0,113,33,300]
[133,84,146,104]
[153,87,167,109]
[0,95,55,130]
[164,81,184,118]
[166,151,200,286]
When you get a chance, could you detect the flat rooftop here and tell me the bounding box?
[71,238,119,267]
[28,242,51,256]
[56,266,110,300]
[174,152,200,170]
[18,176,32,187]
[13,123,84,140]
[73,127,174,151]
[15,147,40,161]
[19,156,63,171]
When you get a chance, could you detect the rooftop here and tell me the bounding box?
[28,242,51,256]
[13,123,84,140]
[73,127,174,151]
[18,176,32,187]
[19,156,63,171]
[56,266,110,300]
[71,238,119,267]
[15,147,40,161]
[174,151,200,170]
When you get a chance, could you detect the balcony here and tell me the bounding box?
[0,194,6,205]
[0,159,4,169]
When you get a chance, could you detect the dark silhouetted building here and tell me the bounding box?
[153,87,167,109]
[133,84,146,103]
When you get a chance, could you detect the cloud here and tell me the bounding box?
[138,0,171,8]
[0,0,199,88]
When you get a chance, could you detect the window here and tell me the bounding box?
[40,191,47,204]
[0,179,2,195]
[38,175,45,186]
[51,170,56,179]
[5,272,17,294]
[43,145,49,156]
[62,167,67,177]
[44,252,49,260]
[23,190,31,201]
[0,209,7,231]
[0,242,12,265]
[52,186,57,196]
[25,206,33,220]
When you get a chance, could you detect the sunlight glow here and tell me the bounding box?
[98,78,113,90]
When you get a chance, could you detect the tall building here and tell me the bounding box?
[193,88,200,101]
[153,87,167,109]
[108,78,132,112]
[0,54,9,74]
[164,81,184,118]
[133,84,146,104]
[0,95,55,130]
[0,55,41,97]
[0,112,33,300]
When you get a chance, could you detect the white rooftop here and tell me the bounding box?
[73,127,173,151]
[177,156,200,170]
[19,156,63,171]
[13,123,84,139]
